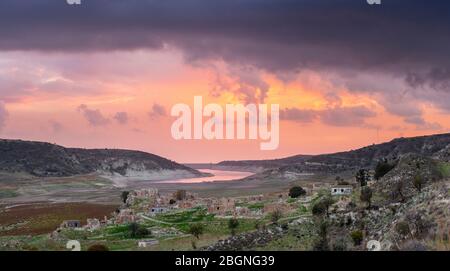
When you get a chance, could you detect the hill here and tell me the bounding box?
[218,133,450,174]
[0,139,204,180]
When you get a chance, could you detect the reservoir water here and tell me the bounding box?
[156,169,254,184]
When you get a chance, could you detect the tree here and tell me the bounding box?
[289,186,306,198]
[188,223,204,239]
[87,244,109,251]
[360,186,373,209]
[322,195,334,216]
[312,201,327,217]
[136,227,150,238]
[413,174,425,193]
[228,218,240,236]
[175,190,187,201]
[374,159,396,180]
[312,196,334,217]
[270,209,282,224]
[129,222,139,237]
[355,169,370,187]
[121,191,130,204]
[129,222,150,238]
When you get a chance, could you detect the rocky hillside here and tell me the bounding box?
[0,139,203,179]
[221,133,450,177]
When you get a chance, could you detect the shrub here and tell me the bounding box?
[228,218,240,235]
[350,230,363,246]
[121,191,130,203]
[312,201,327,216]
[289,186,306,198]
[129,222,150,238]
[270,209,282,224]
[188,223,204,239]
[374,160,396,180]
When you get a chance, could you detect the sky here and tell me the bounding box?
[0,0,450,163]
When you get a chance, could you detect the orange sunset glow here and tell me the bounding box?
[1,49,448,163]
[1,1,449,164]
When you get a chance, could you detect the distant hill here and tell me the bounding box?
[0,139,204,179]
[218,133,450,173]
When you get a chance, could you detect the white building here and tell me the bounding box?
[138,239,159,248]
[331,185,353,196]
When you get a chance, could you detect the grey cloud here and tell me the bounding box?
[320,106,376,127]
[1,0,450,117]
[281,105,376,128]
[0,1,449,76]
[0,58,103,102]
[210,65,270,104]
[49,120,64,133]
[77,104,110,126]
[404,116,442,131]
[406,68,450,92]
[114,112,129,125]
[149,103,167,119]
[280,108,318,123]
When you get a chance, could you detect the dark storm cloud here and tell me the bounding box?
[1,0,450,77]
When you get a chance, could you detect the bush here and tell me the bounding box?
[312,201,326,216]
[121,191,130,203]
[289,186,306,198]
[87,244,109,251]
[413,174,425,193]
[270,209,282,224]
[374,160,396,180]
[313,220,329,251]
[129,222,150,238]
[350,230,363,246]
[228,218,240,235]
[188,223,204,239]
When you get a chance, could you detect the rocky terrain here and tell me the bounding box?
[226,133,450,180]
[203,226,286,251]
[0,139,205,180]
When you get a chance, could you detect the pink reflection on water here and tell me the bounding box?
[156,169,254,184]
